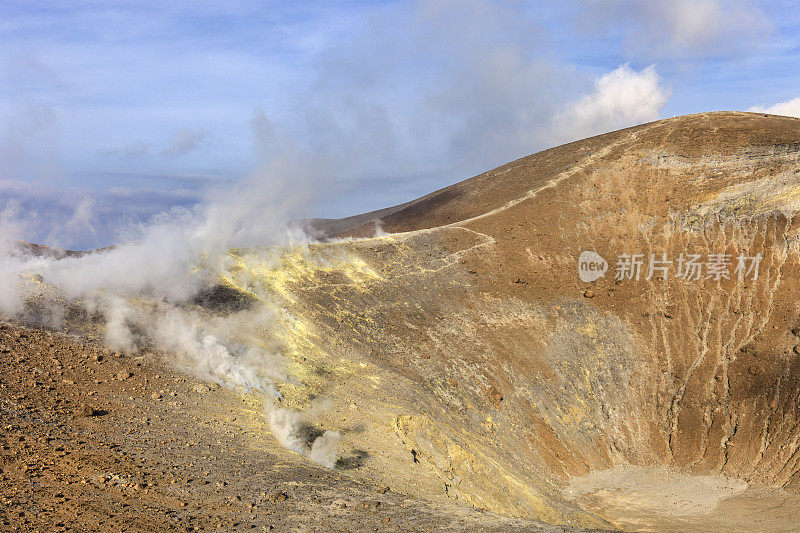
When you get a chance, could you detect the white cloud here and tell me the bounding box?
[0,178,203,250]
[0,201,27,257]
[553,64,669,144]
[45,196,96,246]
[748,97,800,118]
[646,0,769,55]
[162,128,209,157]
[97,141,152,158]
[98,129,210,159]
[579,0,772,59]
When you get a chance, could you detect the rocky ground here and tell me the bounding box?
[0,318,578,532]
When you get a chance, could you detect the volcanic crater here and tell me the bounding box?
[5,111,800,531]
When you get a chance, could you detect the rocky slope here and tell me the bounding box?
[221,111,800,530]
[6,111,800,531]
[0,320,567,532]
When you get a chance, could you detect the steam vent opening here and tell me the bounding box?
[6,112,800,532]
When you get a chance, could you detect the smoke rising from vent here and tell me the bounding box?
[0,111,347,468]
[268,407,341,469]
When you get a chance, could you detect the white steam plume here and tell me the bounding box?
[0,111,345,468]
[268,406,341,469]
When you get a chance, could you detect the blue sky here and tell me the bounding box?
[2,0,800,249]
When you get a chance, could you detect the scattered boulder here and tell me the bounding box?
[487,386,503,406]
[77,403,98,417]
[267,491,290,503]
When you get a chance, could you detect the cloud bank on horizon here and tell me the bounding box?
[1,0,799,250]
[749,98,800,118]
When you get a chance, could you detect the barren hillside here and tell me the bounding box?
[5,111,800,531]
